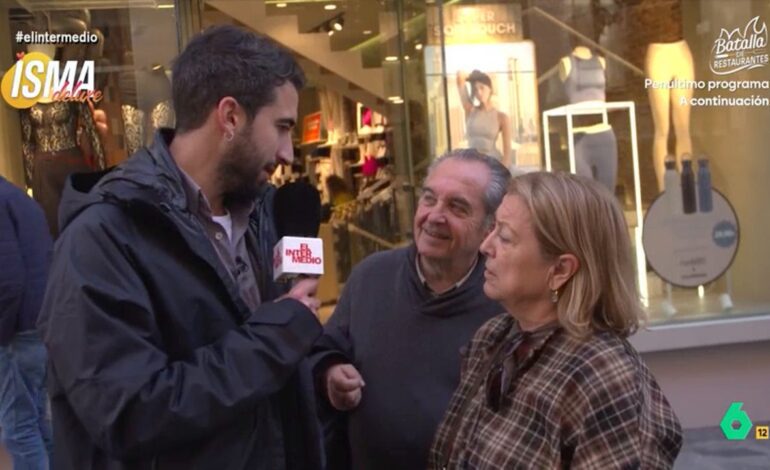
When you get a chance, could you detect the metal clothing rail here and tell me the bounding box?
[346,223,398,250]
[542,100,648,305]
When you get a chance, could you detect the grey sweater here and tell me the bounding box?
[311,245,502,470]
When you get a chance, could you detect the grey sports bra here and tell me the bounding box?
[564,54,606,103]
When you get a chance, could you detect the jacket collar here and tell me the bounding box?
[143,127,189,210]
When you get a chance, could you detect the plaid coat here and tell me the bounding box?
[429,314,682,469]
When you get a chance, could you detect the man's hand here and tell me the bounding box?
[325,364,365,411]
[280,277,321,317]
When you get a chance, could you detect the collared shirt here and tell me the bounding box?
[429,315,682,469]
[416,254,479,296]
[176,167,262,312]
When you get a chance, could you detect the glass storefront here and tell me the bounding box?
[413,0,770,327]
[2,0,769,330]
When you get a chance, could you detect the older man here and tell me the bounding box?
[311,149,511,470]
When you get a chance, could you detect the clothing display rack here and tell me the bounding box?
[542,101,648,304]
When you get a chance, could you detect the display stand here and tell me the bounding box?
[721,270,734,311]
[660,271,734,318]
[661,282,676,317]
[542,101,649,304]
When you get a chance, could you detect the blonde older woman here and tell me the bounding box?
[429,172,682,469]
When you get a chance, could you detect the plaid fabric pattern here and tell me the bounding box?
[429,314,682,469]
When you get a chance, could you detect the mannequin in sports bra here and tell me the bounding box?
[559,46,618,193]
[456,70,512,168]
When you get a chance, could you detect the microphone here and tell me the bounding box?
[272,180,324,281]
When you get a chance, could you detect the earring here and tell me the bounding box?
[225,131,234,142]
[550,289,559,304]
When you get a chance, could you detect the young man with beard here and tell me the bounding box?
[37,26,324,470]
[310,149,511,470]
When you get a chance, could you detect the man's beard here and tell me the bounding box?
[218,130,266,207]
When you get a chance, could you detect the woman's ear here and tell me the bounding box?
[550,254,579,291]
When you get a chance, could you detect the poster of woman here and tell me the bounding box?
[424,41,541,172]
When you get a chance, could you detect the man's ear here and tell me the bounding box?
[550,253,579,291]
[216,96,241,137]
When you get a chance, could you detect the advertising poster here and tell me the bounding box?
[643,186,739,288]
[424,4,541,170]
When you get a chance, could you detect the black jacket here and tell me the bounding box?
[37,130,324,470]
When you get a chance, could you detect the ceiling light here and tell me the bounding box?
[276,2,287,7]
[387,96,402,101]
[415,43,423,51]
[324,4,337,10]
[332,17,344,31]
[328,30,334,36]
[157,3,174,8]
[385,56,398,62]
[404,55,410,60]
[363,30,372,35]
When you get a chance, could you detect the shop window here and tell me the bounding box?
[423,0,770,325]
[2,3,178,236]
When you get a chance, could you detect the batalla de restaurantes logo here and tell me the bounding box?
[710,16,769,75]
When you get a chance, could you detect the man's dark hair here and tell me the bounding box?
[172,25,305,132]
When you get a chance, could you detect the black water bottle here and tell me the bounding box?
[697,157,713,213]
[681,157,697,214]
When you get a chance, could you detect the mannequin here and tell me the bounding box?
[629,0,693,190]
[121,105,146,156]
[456,70,512,168]
[135,65,175,145]
[137,65,175,130]
[20,17,105,237]
[86,27,130,167]
[120,64,175,154]
[559,46,618,192]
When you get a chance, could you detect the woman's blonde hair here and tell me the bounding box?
[508,171,645,338]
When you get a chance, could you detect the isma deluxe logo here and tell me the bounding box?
[1,51,102,109]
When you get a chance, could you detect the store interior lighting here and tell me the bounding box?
[310,12,345,36]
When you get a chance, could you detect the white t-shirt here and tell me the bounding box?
[211,211,233,243]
